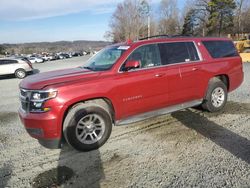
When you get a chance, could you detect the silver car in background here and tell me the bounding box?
[0,58,34,79]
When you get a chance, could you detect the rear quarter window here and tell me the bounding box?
[202,40,238,58]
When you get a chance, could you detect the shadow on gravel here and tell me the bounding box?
[32,146,104,188]
[172,109,250,164]
[0,164,12,188]
[0,75,16,80]
[196,101,250,117]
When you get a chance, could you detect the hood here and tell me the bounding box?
[20,67,99,90]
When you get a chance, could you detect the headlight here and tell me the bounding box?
[29,89,57,113]
[30,90,57,102]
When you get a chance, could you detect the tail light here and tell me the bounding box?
[22,58,33,68]
[27,61,33,69]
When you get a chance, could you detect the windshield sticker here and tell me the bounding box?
[118,46,130,50]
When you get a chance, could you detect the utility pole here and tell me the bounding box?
[139,0,150,38]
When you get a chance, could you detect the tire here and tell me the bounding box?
[15,69,26,79]
[201,78,228,112]
[63,103,112,152]
[243,49,250,53]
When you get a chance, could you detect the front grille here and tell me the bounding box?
[20,89,31,112]
[20,89,28,97]
[21,101,29,112]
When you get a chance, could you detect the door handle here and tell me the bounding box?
[155,73,165,77]
[192,67,198,71]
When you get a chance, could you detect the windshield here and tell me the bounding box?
[82,46,127,71]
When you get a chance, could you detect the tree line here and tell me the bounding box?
[106,0,250,42]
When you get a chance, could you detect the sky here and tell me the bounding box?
[0,0,185,44]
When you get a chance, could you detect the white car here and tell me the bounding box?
[0,58,34,79]
[42,55,53,61]
[29,57,44,63]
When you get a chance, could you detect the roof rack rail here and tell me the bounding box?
[139,35,169,41]
[139,34,192,41]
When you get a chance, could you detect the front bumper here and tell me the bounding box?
[18,108,62,148]
[38,138,62,149]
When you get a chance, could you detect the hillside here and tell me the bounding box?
[0,40,111,54]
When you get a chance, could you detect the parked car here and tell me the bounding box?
[60,53,71,59]
[29,57,44,63]
[0,58,33,79]
[19,36,243,151]
[72,52,83,57]
[41,55,53,61]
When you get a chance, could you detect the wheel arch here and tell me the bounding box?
[62,97,116,128]
[203,75,229,100]
[215,74,230,90]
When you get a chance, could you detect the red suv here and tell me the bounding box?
[19,36,244,151]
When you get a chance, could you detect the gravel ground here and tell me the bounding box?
[0,57,249,188]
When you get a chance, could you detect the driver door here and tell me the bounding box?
[113,44,169,119]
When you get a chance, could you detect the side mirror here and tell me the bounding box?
[125,60,140,70]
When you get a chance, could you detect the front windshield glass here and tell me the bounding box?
[82,46,127,71]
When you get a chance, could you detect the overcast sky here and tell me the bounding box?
[0,0,185,43]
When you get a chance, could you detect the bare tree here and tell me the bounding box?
[158,0,180,35]
[241,5,250,33]
[105,0,149,42]
[234,0,244,38]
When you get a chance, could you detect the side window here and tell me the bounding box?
[158,42,190,65]
[202,40,238,58]
[122,44,161,71]
[2,60,15,65]
[7,60,17,64]
[186,42,200,61]
[0,60,10,65]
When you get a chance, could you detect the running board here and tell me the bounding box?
[116,99,203,126]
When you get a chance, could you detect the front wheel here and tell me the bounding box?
[63,103,112,151]
[201,78,228,112]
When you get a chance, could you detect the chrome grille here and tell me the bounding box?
[20,89,30,112]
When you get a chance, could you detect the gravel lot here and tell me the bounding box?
[0,57,249,188]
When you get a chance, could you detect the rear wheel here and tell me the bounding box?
[201,78,228,112]
[15,69,26,79]
[63,103,112,151]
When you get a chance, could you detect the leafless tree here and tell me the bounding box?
[158,0,180,35]
[234,0,250,35]
[106,0,149,42]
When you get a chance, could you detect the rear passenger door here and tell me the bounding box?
[178,42,204,101]
[158,42,203,105]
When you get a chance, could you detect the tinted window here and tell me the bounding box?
[158,42,192,65]
[186,42,200,61]
[0,60,17,65]
[7,60,17,64]
[0,60,5,65]
[202,40,238,58]
[123,44,161,70]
